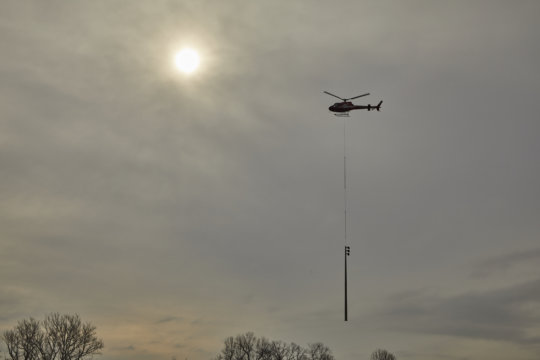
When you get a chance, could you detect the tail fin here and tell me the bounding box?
[376,100,383,111]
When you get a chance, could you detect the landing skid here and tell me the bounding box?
[334,112,350,117]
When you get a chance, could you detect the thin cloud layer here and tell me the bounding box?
[375,278,540,345]
[472,248,540,277]
[1,2,540,360]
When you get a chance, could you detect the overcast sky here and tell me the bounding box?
[1,1,540,360]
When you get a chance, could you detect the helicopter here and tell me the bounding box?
[324,91,382,117]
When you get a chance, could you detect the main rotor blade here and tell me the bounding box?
[348,93,370,100]
[323,91,345,101]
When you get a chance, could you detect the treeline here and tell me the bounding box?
[2,314,395,360]
[214,332,333,360]
[214,333,396,360]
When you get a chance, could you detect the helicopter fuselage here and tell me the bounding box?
[329,102,356,112]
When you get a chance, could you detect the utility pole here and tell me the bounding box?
[345,245,350,321]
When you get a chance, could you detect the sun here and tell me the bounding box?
[174,48,200,74]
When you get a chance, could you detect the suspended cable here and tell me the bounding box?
[344,117,349,321]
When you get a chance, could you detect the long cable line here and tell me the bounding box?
[344,117,348,247]
[344,117,349,321]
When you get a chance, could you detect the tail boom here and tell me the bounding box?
[362,100,383,111]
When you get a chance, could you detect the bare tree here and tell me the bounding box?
[217,336,236,360]
[235,332,256,360]
[2,313,103,360]
[269,341,290,360]
[3,318,42,360]
[286,343,307,360]
[214,334,331,360]
[255,337,273,360]
[370,349,396,360]
[307,343,333,360]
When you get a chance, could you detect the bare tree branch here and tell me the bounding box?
[370,349,396,360]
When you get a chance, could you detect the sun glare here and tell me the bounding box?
[174,48,200,74]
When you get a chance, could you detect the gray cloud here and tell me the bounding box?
[112,345,136,352]
[157,316,184,324]
[472,248,540,277]
[396,350,470,360]
[375,278,540,345]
